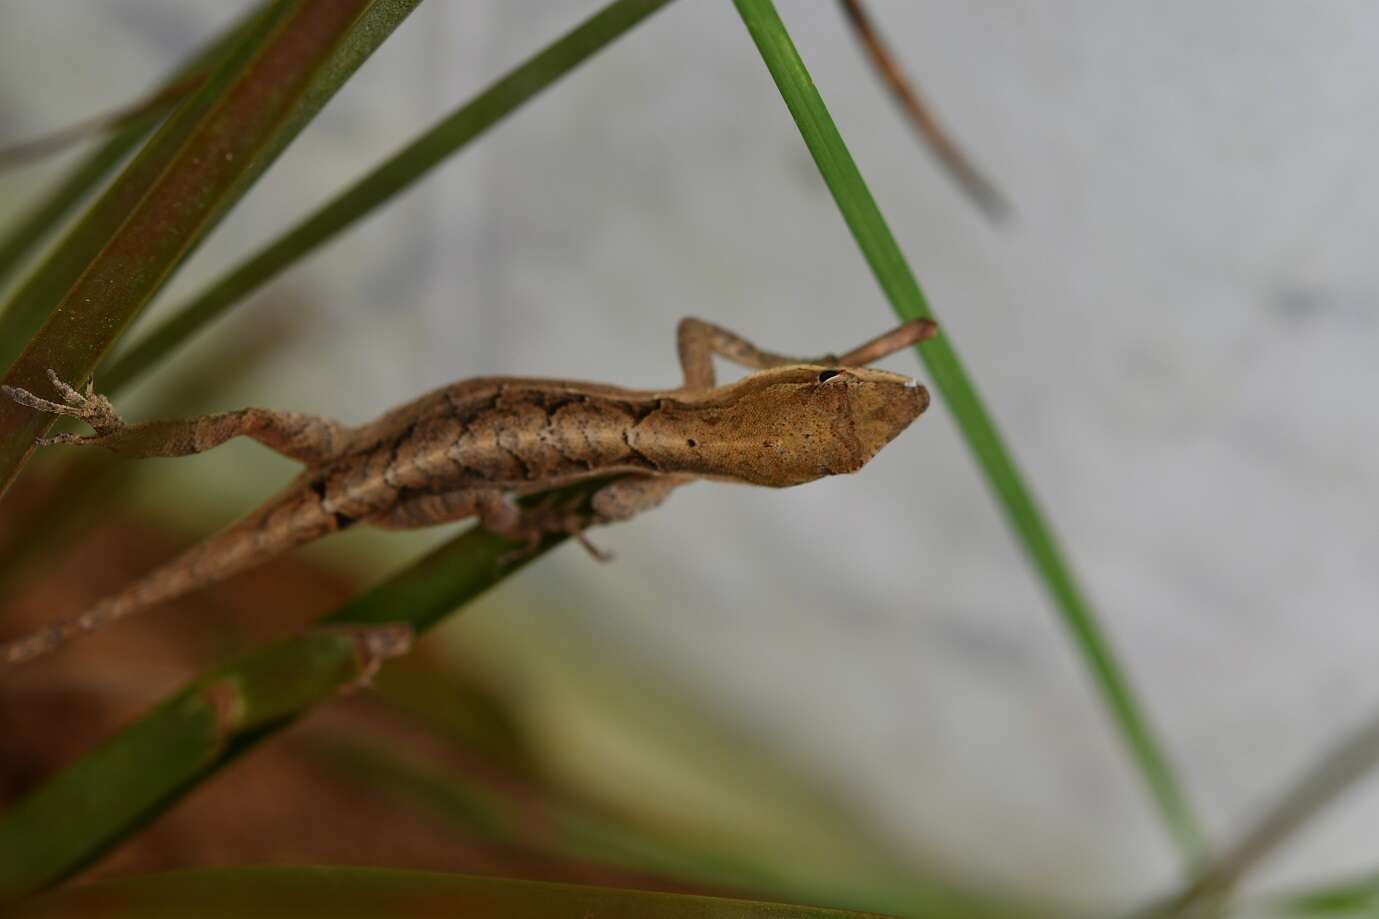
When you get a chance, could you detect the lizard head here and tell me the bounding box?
[631,365,929,486]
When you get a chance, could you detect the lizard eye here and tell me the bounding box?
[817,369,843,382]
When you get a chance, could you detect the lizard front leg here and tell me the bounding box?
[365,488,500,531]
[3,369,351,465]
[675,316,938,389]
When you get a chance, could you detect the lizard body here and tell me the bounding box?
[1,317,935,667]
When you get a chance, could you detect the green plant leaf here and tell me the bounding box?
[100,0,674,396]
[0,626,409,894]
[6,866,902,919]
[730,0,1205,868]
[0,0,423,499]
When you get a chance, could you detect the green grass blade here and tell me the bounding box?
[7,867,903,919]
[100,0,674,395]
[0,627,410,894]
[1273,871,1379,916]
[0,0,423,501]
[0,495,576,895]
[0,5,265,291]
[730,0,1206,867]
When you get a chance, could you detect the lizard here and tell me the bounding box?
[0,316,937,668]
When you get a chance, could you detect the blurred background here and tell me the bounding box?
[2,2,1378,915]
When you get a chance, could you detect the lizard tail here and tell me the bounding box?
[2,486,336,669]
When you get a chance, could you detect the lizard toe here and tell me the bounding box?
[47,368,88,407]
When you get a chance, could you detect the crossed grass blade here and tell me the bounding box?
[0,4,268,289]
[0,0,424,499]
[100,0,675,396]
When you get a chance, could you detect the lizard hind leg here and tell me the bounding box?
[483,493,612,563]
[496,475,690,562]
[4,370,352,465]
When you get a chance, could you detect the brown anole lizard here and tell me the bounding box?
[1,317,936,667]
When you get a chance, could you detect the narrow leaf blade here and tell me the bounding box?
[8,866,901,919]
[731,0,1206,867]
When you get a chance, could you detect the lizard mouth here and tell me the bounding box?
[845,378,928,466]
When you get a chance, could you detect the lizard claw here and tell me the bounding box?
[6,370,125,439]
[3,383,70,417]
[570,527,612,562]
[494,518,613,565]
[48,368,88,407]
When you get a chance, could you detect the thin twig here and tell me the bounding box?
[837,0,1011,222]
[1148,711,1379,917]
[0,73,205,170]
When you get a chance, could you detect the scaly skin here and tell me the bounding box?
[0,317,936,667]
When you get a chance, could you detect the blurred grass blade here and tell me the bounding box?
[1274,871,1379,916]
[0,4,266,288]
[101,0,674,395]
[0,0,424,500]
[1155,712,1379,915]
[835,0,1010,222]
[7,867,903,919]
[316,737,788,892]
[0,494,579,894]
[731,0,1205,867]
[315,738,1028,918]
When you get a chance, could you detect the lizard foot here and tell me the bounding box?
[571,527,612,562]
[494,511,613,566]
[310,623,414,693]
[2,369,125,446]
[523,506,613,562]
